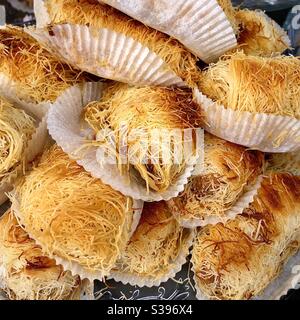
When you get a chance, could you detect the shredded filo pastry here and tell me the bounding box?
[111,201,193,286]
[0,211,83,300]
[12,145,137,279]
[0,97,35,185]
[192,173,300,300]
[234,9,290,56]
[168,133,264,225]
[199,52,300,119]
[42,0,201,86]
[266,152,300,176]
[84,82,203,194]
[0,26,90,103]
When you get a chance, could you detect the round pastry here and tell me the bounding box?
[0,211,83,300]
[192,174,300,300]
[31,0,201,87]
[98,0,238,63]
[110,201,194,287]
[0,25,89,104]
[195,52,300,152]
[234,9,290,56]
[0,97,36,204]
[12,145,141,280]
[83,82,203,194]
[168,133,264,227]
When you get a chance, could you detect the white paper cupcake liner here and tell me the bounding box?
[99,0,237,63]
[47,83,199,201]
[192,245,300,300]
[108,228,195,288]
[168,176,263,228]
[26,21,185,86]
[11,192,143,282]
[194,89,300,153]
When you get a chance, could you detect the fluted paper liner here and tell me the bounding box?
[192,250,300,300]
[194,89,300,153]
[168,176,263,228]
[47,83,199,201]
[0,75,49,204]
[26,23,185,86]
[100,0,237,63]
[109,229,195,288]
[11,194,143,282]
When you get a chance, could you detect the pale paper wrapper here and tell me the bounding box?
[168,176,263,228]
[0,74,49,205]
[47,82,199,201]
[99,0,237,63]
[194,89,300,153]
[192,249,300,300]
[11,192,143,282]
[108,228,195,288]
[29,0,185,87]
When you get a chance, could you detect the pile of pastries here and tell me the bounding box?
[0,0,299,300]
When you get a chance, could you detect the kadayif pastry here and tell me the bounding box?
[0,211,85,300]
[12,145,142,280]
[192,174,300,300]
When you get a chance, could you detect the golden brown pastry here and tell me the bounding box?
[199,52,300,119]
[0,97,36,202]
[0,26,89,103]
[168,133,264,226]
[0,211,83,300]
[111,201,193,286]
[43,0,200,86]
[235,9,290,56]
[12,145,137,279]
[84,82,203,193]
[192,174,300,300]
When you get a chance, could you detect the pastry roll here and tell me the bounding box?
[192,174,300,300]
[0,98,36,204]
[168,133,264,227]
[110,201,194,287]
[12,145,142,280]
[0,211,85,300]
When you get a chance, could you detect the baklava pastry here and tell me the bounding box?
[12,145,143,280]
[168,133,264,227]
[110,201,194,287]
[31,0,201,87]
[195,52,300,152]
[192,174,300,300]
[234,9,290,56]
[0,97,45,205]
[0,211,89,300]
[98,0,237,63]
[47,82,203,201]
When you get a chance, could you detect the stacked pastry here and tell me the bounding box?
[0,0,299,300]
